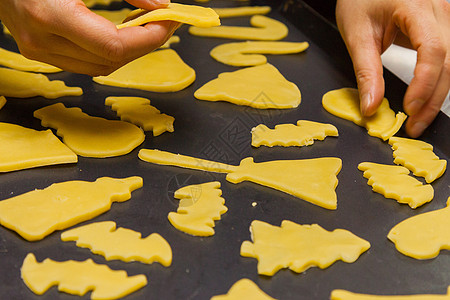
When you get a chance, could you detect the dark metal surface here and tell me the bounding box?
[0,1,449,299]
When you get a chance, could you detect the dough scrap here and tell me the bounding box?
[93,49,196,93]
[358,162,434,209]
[240,220,370,276]
[322,88,406,141]
[34,103,145,158]
[0,176,142,241]
[387,196,450,259]
[105,96,174,136]
[210,41,309,67]
[61,221,172,266]
[212,6,271,18]
[21,253,147,299]
[251,120,338,147]
[331,288,450,299]
[82,0,122,8]
[0,67,82,99]
[168,181,227,236]
[0,96,6,110]
[211,278,276,300]
[389,137,447,183]
[189,15,288,41]
[194,63,301,109]
[138,149,342,209]
[117,3,220,29]
[0,47,61,73]
[0,122,77,173]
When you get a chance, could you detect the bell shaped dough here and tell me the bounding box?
[212,6,271,18]
[331,288,450,299]
[0,96,6,110]
[0,47,61,73]
[211,278,276,300]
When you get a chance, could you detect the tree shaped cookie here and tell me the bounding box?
[212,6,271,18]
[240,220,370,276]
[21,253,147,299]
[0,176,143,241]
[211,278,276,300]
[0,47,61,73]
[358,162,434,209]
[331,288,450,299]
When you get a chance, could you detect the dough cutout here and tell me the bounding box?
[93,49,196,93]
[388,196,450,259]
[211,278,276,300]
[210,41,309,67]
[0,122,77,173]
[0,96,6,110]
[168,181,227,236]
[251,120,338,147]
[389,137,447,183]
[34,103,145,158]
[0,47,61,73]
[194,63,301,109]
[322,88,406,140]
[240,220,370,276]
[331,288,450,300]
[138,149,342,209]
[61,221,172,266]
[82,0,122,8]
[358,162,434,209]
[212,6,271,18]
[21,253,147,299]
[0,176,143,241]
[105,96,174,136]
[189,15,288,41]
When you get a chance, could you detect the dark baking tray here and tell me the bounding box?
[0,0,449,299]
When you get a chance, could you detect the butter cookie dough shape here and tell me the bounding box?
[211,278,276,300]
[331,288,450,300]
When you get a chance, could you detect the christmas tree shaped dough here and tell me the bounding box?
[0,96,6,110]
[252,120,338,147]
[388,196,450,259]
[358,162,434,209]
[194,64,301,109]
[34,103,144,158]
[21,253,147,299]
[168,181,227,236]
[0,122,77,172]
[211,278,276,300]
[93,49,195,92]
[240,220,370,276]
[212,6,271,18]
[322,88,406,140]
[0,176,143,241]
[105,96,174,136]
[61,221,172,266]
[389,137,447,183]
[331,288,450,300]
[0,47,61,73]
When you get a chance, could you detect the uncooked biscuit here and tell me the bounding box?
[211,278,276,300]
[0,47,61,73]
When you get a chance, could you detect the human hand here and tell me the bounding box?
[336,0,449,138]
[0,0,178,76]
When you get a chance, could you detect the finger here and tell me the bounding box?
[125,0,170,11]
[38,53,117,76]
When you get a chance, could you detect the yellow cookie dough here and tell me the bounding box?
[211,278,276,300]
[189,15,288,40]
[0,47,61,73]
[105,96,174,136]
[34,103,145,158]
[358,162,434,209]
[212,6,271,18]
[0,96,6,110]
[0,176,142,241]
[210,41,309,67]
[0,67,82,99]
[0,122,77,172]
[160,35,180,49]
[331,288,450,300]
[21,253,147,299]
[194,63,301,109]
[252,120,338,147]
[389,137,447,183]
[61,221,172,266]
[322,88,406,140]
[240,220,370,276]
[168,181,227,236]
[388,196,450,259]
[93,49,196,92]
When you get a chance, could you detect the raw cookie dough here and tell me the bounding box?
[240,220,370,276]
[210,41,309,67]
[93,49,196,93]
[322,88,406,140]
[212,6,271,18]
[194,63,301,109]
[61,221,172,266]
[0,67,82,99]
[0,122,77,173]
[251,120,338,147]
[0,96,6,110]
[105,96,174,136]
[160,35,180,48]
[21,253,147,299]
[211,278,276,300]
[0,47,61,73]
[389,137,447,183]
[0,176,143,241]
[358,162,434,209]
[168,181,227,236]
[34,103,145,158]
[387,196,450,259]
[331,288,450,299]
[138,149,342,209]
[189,15,288,41]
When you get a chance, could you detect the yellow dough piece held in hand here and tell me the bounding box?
[0,47,61,73]
[331,288,450,300]
[212,6,271,18]
[211,278,276,300]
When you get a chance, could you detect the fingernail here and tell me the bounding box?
[405,99,425,116]
[361,93,373,116]
[409,121,427,138]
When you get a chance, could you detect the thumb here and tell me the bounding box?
[125,0,170,11]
